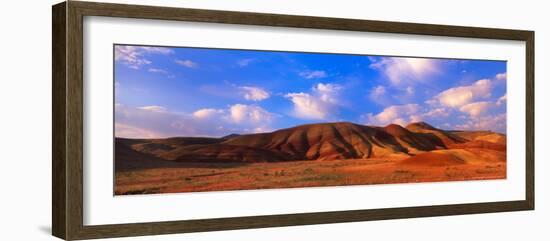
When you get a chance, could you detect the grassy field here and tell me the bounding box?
[115,153,506,195]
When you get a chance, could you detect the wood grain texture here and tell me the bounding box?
[52,2,67,239]
[51,1,535,240]
[525,32,535,209]
[71,1,533,40]
[73,201,530,240]
[66,1,85,240]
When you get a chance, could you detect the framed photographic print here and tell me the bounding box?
[52,1,534,240]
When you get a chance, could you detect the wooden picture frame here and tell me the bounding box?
[52,1,534,240]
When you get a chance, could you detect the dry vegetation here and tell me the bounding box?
[115,154,505,195]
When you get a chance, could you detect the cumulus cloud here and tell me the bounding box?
[115,46,173,69]
[424,74,506,132]
[239,86,270,101]
[496,94,507,106]
[369,85,394,105]
[175,59,198,68]
[424,99,438,106]
[229,104,276,123]
[369,57,440,85]
[459,101,492,117]
[423,107,450,118]
[285,93,327,120]
[285,83,343,120]
[434,79,492,108]
[316,83,342,103]
[363,104,421,126]
[369,85,386,99]
[362,104,454,127]
[454,113,506,133]
[192,108,224,119]
[115,104,277,138]
[299,70,327,79]
[495,72,507,81]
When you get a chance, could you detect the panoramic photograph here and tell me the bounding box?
[114,44,507,195]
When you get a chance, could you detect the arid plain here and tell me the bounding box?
[114,121,506,195]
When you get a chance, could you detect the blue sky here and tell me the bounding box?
[114,44,507,138]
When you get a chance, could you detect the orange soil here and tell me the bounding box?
[399,152,466,166]
[115,150,506,195]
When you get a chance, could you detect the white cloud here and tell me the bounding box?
[115,46,173,69]
[406,86,415,95]
[315,83,342,103]
[425,75,505,128]
[362,104,452,127]
[423,107,450,118]
[229,104,276,123]
[434,79,492,108]
[138,105,166,112]
[495,72,507,81]
[454,113,506,133]
[115,104,277,138]
[363,104,421,126]
[253,126,273,133]
[299,70,327,79]
[285,93,327,120]
[239,86,270,101]
[237,58,255,67]
[137,47,174,55]
[285,83,343,120]
[175,59,198,68]
[148,68,168,74]
[424,99,438,106]
[115,123,162,139]
[496,94,507,106]
[409,114,423,123]
[116,104,184,138]
[369,85,386,100]
[369,57,439,85]
[192,108,224,119]
[459,101,492,117]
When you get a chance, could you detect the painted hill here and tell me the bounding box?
[114,121,507,171]
[405,122,466,146]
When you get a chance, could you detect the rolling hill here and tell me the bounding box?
[115,121,506,171]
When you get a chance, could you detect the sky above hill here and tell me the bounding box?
[114,44,507,138]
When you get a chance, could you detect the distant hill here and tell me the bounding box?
[115,121,506,171]
[221,133,240,139]
[405,122,466,146]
